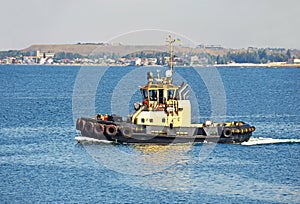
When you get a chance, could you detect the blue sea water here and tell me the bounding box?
[0,65,299,203]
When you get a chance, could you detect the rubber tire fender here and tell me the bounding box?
[106,124,118,136]
[94,123,104,136]
[223,128,232,137]
[84,121,94,135]
[121,126,132,138]
[76,118,85,130]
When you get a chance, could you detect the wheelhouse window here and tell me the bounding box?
[142,89,148,99]
[168,89,175,100]
[149,90,157,101]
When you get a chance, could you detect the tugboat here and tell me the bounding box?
[75,36,255,144]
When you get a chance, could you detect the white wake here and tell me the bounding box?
[241,137,300,146]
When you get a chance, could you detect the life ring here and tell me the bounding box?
[251,126,256,132]
[142,99,149,108]
[84,121,94,135]
[121,126,132,138]
[94,124,104,136]
[223,128,232,137]
[240,128,244,134]
[106,124,118,136]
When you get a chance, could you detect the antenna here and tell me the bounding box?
[166,35,176,83]
[166,35,175,73]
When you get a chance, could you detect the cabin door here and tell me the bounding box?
[159,89,164,104]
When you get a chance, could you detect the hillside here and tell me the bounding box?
[22,44,229,57]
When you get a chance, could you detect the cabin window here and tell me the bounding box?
[141,118,145,123]
[142,90,148,99]
[149,90,157,101]
[149,119,153,123]
[162,118,166,123]
[168,90,174,100]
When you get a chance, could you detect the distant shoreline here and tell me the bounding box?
[0,63,300,68]
[214,63,300,68]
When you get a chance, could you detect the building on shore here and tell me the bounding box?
[24,50,55,64]
[287,58,300,64]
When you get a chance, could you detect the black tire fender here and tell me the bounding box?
[94,124,104,135]
[121,126,132,138]
[223,128,232,137]
[77,118,85,131]
[84,121,94,135]
[106,124,118,136]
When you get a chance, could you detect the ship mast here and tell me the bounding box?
[166,35,176,73]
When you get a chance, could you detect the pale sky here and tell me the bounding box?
[1,0,299,50]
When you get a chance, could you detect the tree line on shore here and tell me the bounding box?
[213,49,292,64]
[123,49,293,64]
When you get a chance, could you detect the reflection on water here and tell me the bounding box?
[133,143,191,154]
[84,143,192,176]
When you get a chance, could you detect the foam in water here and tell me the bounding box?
[241,137,300,146]
[75,136,114,144]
